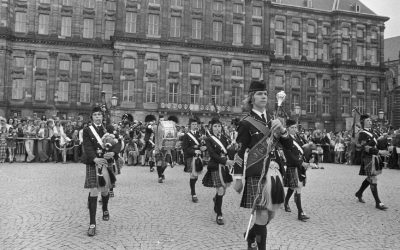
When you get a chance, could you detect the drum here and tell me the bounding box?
[154,120,177,151]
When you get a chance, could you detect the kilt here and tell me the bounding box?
[202,166,232,188]
[284,167,299,188]
[0,143,7,160]
[359,155,382,177]
[240,176,267,210]
[84,164,111,192]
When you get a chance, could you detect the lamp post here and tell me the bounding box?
[294,105,301,127]
[378,110,384,132]
[101,90,106,105]
[110,95,118,123]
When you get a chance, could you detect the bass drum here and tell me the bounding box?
[155,120,178,151]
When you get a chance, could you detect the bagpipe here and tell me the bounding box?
[244,91,287,241]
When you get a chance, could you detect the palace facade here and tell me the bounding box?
[0,0,389,131]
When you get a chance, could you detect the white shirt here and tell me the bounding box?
[251,109,268,122]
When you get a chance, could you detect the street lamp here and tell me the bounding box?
[101,91,106,105]
[378,110,384,132]
[110,95,118,123]
[294,105,301,127]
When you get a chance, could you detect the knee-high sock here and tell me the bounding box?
[157,166,166,178]
[285,188,294,206]
[149,161,154,169]
[356,179,370,197]
[294,193,303,215]
[370,184,381,205]
[190,178,197,196]
[215,195,223,216]
[88,196,97,225]
[101,194,109,212]
[254,224,267,250]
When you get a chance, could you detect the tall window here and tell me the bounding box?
[252,26,261,45]
[103,63,113,73]
[84,0,95,8]
[308,78,316,88]
[233,3,243,13]
[168,82,179,103]
[232,66,242,77]
[342,79,350,90]
[61,16,72,37]
[322,26,329,35]
[252,6,262,17]
[190,63,201,74]
[342,27,349,37]
[80,83,91,103]
[192,19,202,39]
[102,84,112,103]
[169,61,180,72]
[371,99,378,116]
[123,81,135,102]
[212,1,223,12]
[323,43,329,61]
[291,77,300,88]
[276,20,284,31]
[307,24,315,33]
[252,68,261,79]
[357,98,365,114]
[192,0,202,8]
[146,82,157,103]
[81,62,92,72]
[323,79,330,89]
[62,0,72,6]
[15,12,27,33]
[322,97,330,114]
[171,0,182,7]
[342,44,349,60]
[148,14,159,36]
[357,80,364,91]
[14,57,25,67]
[356,46,364,63]
[59,60,70,70]
[190,84,200,104]
[275,75,283,86]
[126,12,137,33]
[35,80,46,101]
[357,28,364,38]
[83,19,94,38]
[211,86,221,105]
[58,81,69,102]
[371,48,378,64]
[342,97,349,113]
[275,38,284,55]
[291,93,300,110]
[233,24,242,44]
[371,30,378,39]
[307,95,316,113]
[124,58,135,69]
[231,87,242,107]
[36,58,48,69]
[292,22,300,32]
[170,17,181,38]
[38,14,49,35]
[212,21,222,41]
[105,20,115,40]
[292,40,300,57]
[147,59,158,72]
[40,0,50,3]
[308,42,315,59]
[12,79,24,100]
[149,0,160,4]
[371,81,378,91]
[212,65,222,75]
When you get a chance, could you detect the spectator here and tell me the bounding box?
[37,121,50,162]
[0,125,7,163]
[7,127,17,163]
[23,118,36,162]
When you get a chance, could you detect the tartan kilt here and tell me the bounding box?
[84,164,97,189]
[240,176,267,210]
[202,170,222,188]
[284,167,299,188]
[184,157,194,173]
[359,155,381,177]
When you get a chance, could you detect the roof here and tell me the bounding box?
[384,36,400,61]
[274,0,376,15]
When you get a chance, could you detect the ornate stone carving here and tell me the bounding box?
[160,53,169,61]
[49,52,58,58]
[182,55,190,62]
[203,56,211,64]
[223,58,231,65]
[137,51,146,59]
[113,49,123,57]
[26,50,35,57]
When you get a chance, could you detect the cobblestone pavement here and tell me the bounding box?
[1,162,399,250]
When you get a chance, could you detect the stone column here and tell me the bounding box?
[301,72,307,113]
[136,51,146,108]
[181,55,190,104]
[365,77,371,114]
[113,49,123,101]
[93,55,102,104]
[203,56,211,105]
[47,52,58,105]
[0,47,6,101]
[224,0,233,44]
[316,73,323,119]
[351,76,357,111]
[263,0,271,50]
[243,0,252,46]
[25,50,35,103]
[284,71,291,112]
[244,60,252,94]
[160,53,168,104]
[223,58,232,106]
[70,53,80,103]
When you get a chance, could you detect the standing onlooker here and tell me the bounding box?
[15,122,26,162]
[46,119,57,162]
[23,118,36,162]
[334,137,345,164]
[7,127,17,163]
[37,121,50,162]
[0,126,7,163]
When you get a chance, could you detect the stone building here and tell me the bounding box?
[0,0,389,130]
[384,36,400,128]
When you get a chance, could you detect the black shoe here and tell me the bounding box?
[284,204,291,212]
[87,224,96,236]
[162,174,165,180]
[244,232,257,250]
[216,215,224,225]
[158,177,164,183]
[109,190,114,197]
[376,203,388,210]
[355,193,365,203]
[103,211,110,221]
[192,195,198,203]
[298,212,310,221]
[150,167,154,172]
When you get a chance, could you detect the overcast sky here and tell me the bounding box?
[361,0,400,38]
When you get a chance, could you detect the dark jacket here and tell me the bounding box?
[205,135,229,171]
[182,131,201,159]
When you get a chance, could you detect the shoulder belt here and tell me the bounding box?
[187,132,200,145]
[89,126,104,148]
[243,116,269,136]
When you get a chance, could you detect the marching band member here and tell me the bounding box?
[233,80,290,250]
[82,106,122,237]
[282,119,313,221]
[355,114,389,210]
[182,116,207,203]
[143,115,157,172]
[202,117,234,225]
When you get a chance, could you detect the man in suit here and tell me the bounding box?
[182,116,207,203]
[82,106,121,237]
